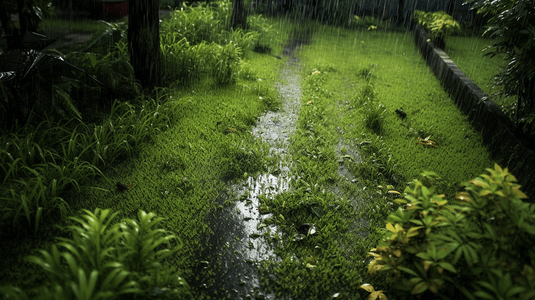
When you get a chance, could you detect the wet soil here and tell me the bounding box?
[196,39,305,299]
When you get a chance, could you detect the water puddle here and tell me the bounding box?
[199,42,303,299]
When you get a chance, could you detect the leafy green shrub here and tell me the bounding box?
[160,2,225,46]
[0,208,188,299]
[414,10,460,48]
[218,27,259,54]
[247,14,273,46]
[64,40,140,109]
[467,0,535,136]
[214,42,242,85]
[366,164,535,299]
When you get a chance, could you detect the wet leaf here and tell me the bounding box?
[308,225,316,235]
[386,223,395,233]
[359,284,375,292]
[455,192,470,202]
[438,261,457,273]
[258,206,270,214]
[411,281,429,294]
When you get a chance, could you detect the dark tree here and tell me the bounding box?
[0,1,22,50]
[0,0,52,51]
[445,0,455,16]
[397,0,405,26]
[231,0,247,29]
[128,0,162,88]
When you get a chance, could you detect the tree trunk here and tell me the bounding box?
[397,0,405,26]
[445,0,455,17]
[231,0,247,29]
[0,7,22,50]
[128,0,162,89]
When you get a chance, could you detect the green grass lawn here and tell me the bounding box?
[445,34,517,109]
[301,25,494,186]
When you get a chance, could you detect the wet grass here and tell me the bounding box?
[444,35,516,109]
[303,25,494,187]
[1,15,500,299]
[253,22,495,299]
[0,15,291,298]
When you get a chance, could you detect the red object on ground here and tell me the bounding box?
[102,1,128,18]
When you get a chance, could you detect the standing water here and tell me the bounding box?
[198,40,304,299]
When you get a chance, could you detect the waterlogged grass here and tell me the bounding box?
[257,63,372,299]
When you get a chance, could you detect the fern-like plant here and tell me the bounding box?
[3,208,189,299]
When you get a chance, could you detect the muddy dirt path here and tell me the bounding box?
[197,40,304,299]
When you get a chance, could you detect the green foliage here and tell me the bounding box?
[220,137,267,180]
[159,2,274,85]
[467,0,535,131]
[354,137,398,186]
[63,39,140,107]
[3,208,187,299]
[352,16,390,31]
[161,3,224,46]
[83,21,127,54]
[213,42,242,85]
[0,97,178,235]
[414,10,460,41]
[367,165,535,299]
[0,50,87,127]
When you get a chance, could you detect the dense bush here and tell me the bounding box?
[467,0,535,137]
[365,164,535,299]
[159,0,270,85]
[0,208,189,299]
[413,10,460,49]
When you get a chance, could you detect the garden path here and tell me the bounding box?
[198,38,304,299]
